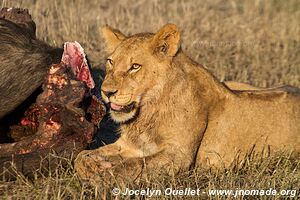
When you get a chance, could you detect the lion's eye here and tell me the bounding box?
[129,63,142,73]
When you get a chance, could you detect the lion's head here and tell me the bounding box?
[101,24,181,123]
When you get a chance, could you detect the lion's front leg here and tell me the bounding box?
[75,154,144,182]
[74,136,144,181]
[74,150,123,182]
[74,139,125,181]
[75,146,190,183]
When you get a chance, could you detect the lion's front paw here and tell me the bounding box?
[74,150,113,180]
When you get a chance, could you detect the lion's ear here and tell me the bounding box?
[151,23,180,57]
[101,25,126,53]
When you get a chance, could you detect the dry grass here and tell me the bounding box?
[0,152,299,199]
[2,0,300,87]
[0,0,299,199]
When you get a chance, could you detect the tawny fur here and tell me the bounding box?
[74,24,300,182]
[224,81,263,90]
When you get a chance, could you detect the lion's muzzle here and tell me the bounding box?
[110,94,132,105]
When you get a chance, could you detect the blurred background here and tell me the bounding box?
[1,0,300,87]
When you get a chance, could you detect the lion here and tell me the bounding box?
[224,81,291,91]
[224,81,263,90]
[74,24,300,182]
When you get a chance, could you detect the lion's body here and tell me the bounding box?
[197,86,300,167]
[74,24,300,181]
[224,81,263,90]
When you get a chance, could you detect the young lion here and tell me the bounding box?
[75,24,300,181]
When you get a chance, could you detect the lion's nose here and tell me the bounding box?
[102,89,118,98]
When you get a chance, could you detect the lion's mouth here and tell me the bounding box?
[110,102,135,113]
